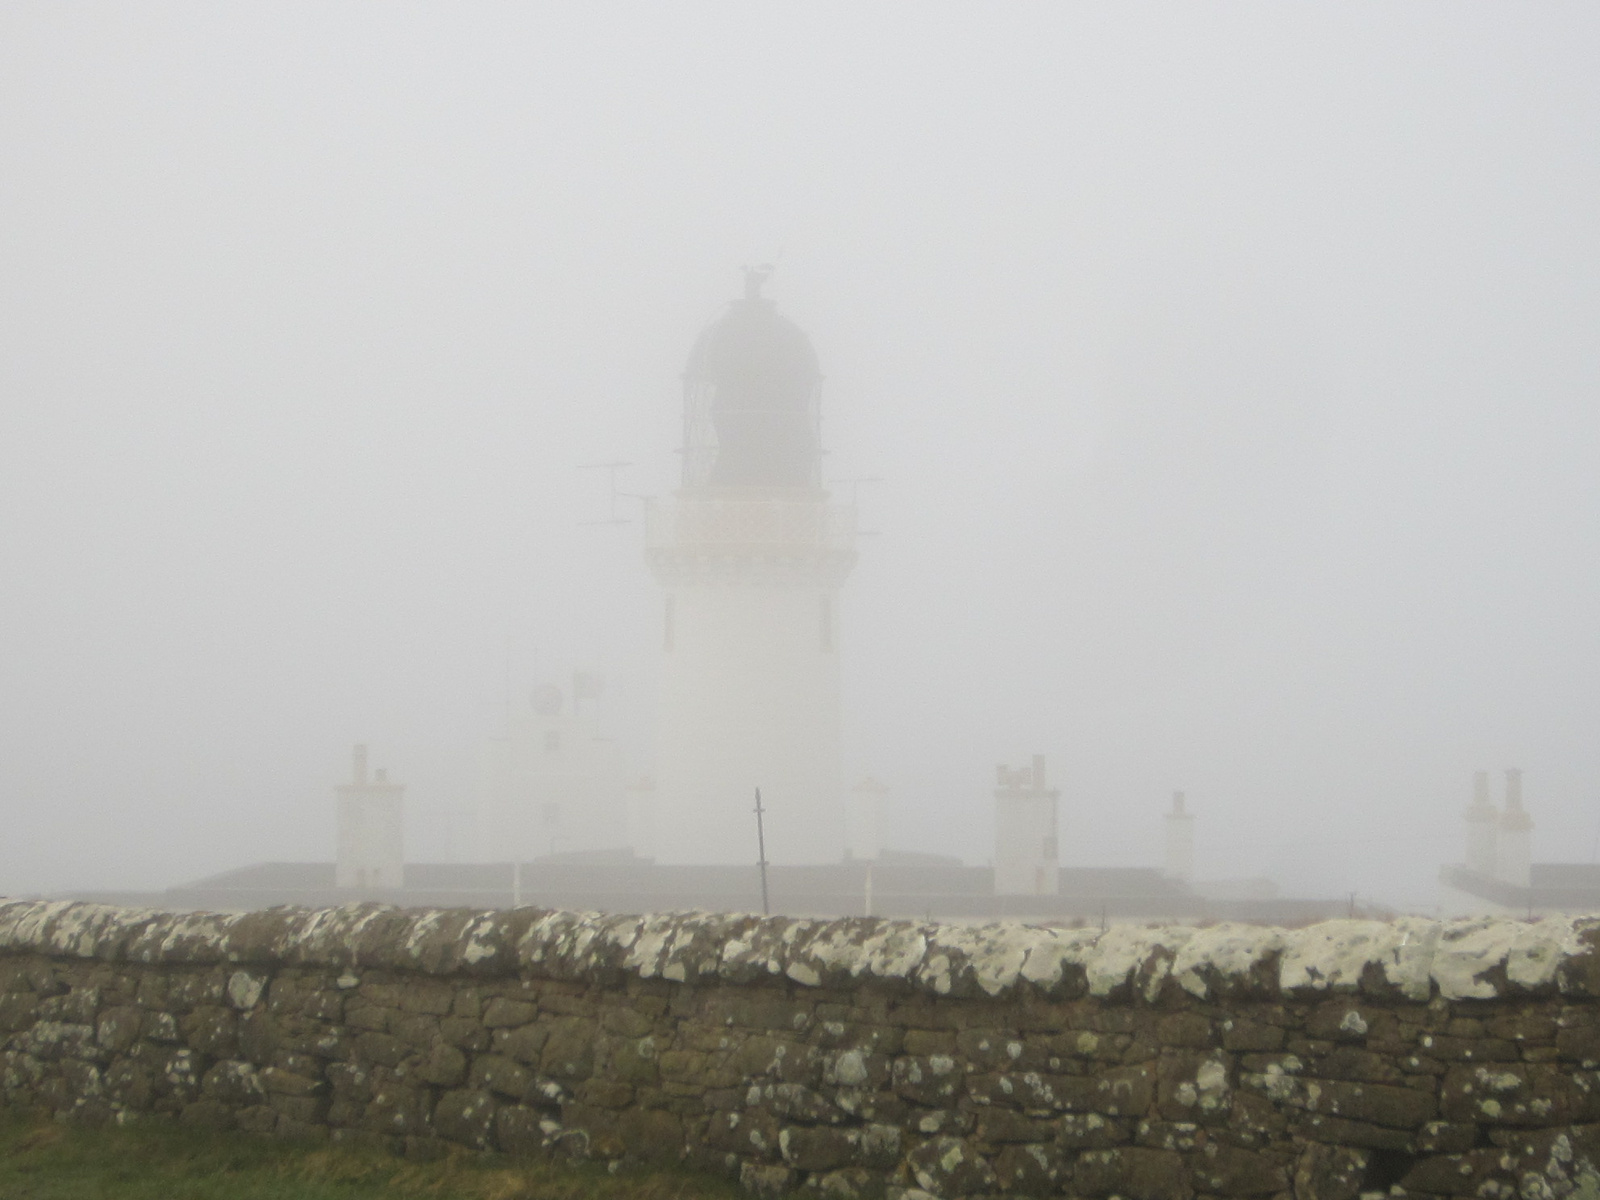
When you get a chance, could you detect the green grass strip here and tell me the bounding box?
[0,1111,743,1200]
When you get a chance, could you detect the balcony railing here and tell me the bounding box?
[645,496,856,554]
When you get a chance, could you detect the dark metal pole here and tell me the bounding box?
[754,788,770,916]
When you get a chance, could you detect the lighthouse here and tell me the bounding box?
[646,269,857,865]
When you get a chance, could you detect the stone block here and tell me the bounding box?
[975,1107,1055,1143]
[490,1022,546,1066]
[657,1048,706,1081]
[1099,1062,1160,1117]
[1289,1113,1411,1151]
[200,1059,265,1106]
[1305,1004,1380,1044]
[353,1031,409,1069]
[344,1004,391,1033]
[493,1104,553,1157]
[389,1013,439,1051]
[1243,1072,1436,1129]
[902,1030,955,1057]
[1074,1145,1189,1200]
[806,1167,883,1199]
[1400,1149,1515,1196]
[780,1124,856,1171]
[166,973,225,1013]
[415,1042,466,1088]
[1416,1033,1520,1061]
[540,1018,595,1081]
[907,1136,998,1198]
[1555,1025,1600,1064]
[439,1015,490,1053]
[261,1066,322,1096]
[823,1047,889,1089]
[954,1028,1026,1069]
[1441,1063,1600,1125]
[25,1021,98,1062]
[326,1061,372,1099]
[607,1036,659,1084]
[837,1090,913,1126]
[893,1056,964,1107]
[181,1006,238,1058]
[363,1078,430,1136]
[1189,1142,1290,1195]
[741,1161,799,1197]
[38,987,100,1026]
[857,1123,902,1169]
[1292,1143,1367,1200]
[1308,1047,1404,1085]
[1061,1110,1132,1147]
[433,1088,498,1148]
[766,1081,844,1124]
[469,1053,533,1100]
[601,1006,656,1038]
[708,1107,781,1159]
[1223,1020,1285,1053]
[1414,1120,1478,1154]
[1134,1120,1203,1151]
[563,1103,624,1159]
[482,997,537,1028]
[156,1047,202,1103]
[0,992,39,1034]
[1159,1013,1216,1049]
[995,1141,1067,1193]
[102,1055,153,1109]
[576,1079,634,1109]
[95,1005,142,1054]
[301,991,344,1023]
[967,1069,1088,1112]
[399,983,455,1016]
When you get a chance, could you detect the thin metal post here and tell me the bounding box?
[754,788,770,916]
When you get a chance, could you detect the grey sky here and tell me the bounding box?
[2,5,1597,910]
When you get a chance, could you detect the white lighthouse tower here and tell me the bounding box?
[646,269,857,865]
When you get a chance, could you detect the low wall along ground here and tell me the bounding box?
[4,901,1600,1200]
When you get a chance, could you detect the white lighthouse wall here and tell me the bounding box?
[654,580,844,865]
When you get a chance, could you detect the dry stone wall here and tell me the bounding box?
[5,900,1600,1200]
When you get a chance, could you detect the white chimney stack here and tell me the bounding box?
[336,744,404,890]
[993,755,1059,896]
[1164,791,1195,885]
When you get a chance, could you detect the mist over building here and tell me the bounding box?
[64,272,1367,925]
[6,7,1599,922]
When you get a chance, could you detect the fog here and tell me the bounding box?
[2,5,1597,912]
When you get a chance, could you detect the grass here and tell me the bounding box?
[0,1112,744,1200]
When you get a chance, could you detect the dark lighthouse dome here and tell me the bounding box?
[681,267,822,490]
